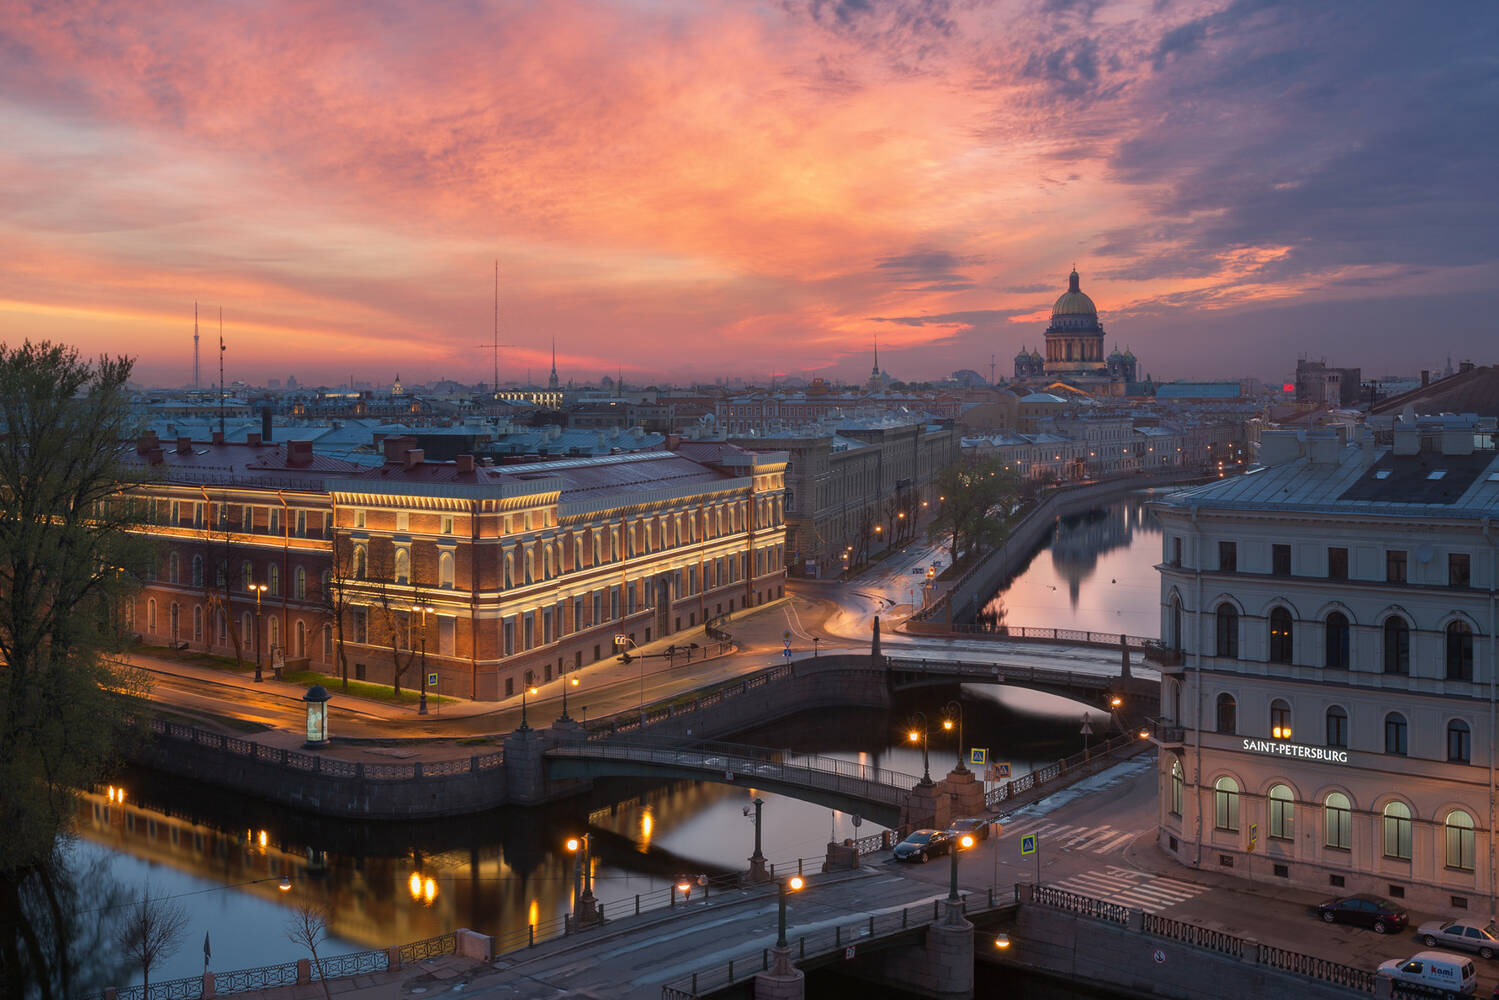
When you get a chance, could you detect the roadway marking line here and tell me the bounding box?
[1093,831,1137,853]
[1064,828,1116,849]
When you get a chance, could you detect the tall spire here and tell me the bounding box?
[871,334,880,377]
[548,335,559,390]
[193,302,200,390]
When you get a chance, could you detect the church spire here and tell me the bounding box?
[871,334,880,377]
[548,336,560,390]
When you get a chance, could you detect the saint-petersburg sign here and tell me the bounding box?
[1241,738,1348,764]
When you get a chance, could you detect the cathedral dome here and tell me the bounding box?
[1051,269,1097,319]
[1015,345,1031,361]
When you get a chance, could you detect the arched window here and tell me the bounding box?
[1447,719,1471,763]
[242,612,253,647]
[191,555,204,588]
[1446,811,1476,871]
[1383,616,1410,674]
[1325,792,1352,850]
[1268,784,1294,841]
[1447,621,1474,681]
[1216,693,1237,734]
[504,552,514,589]
[353,546,367,580]
[439,551,455,589]
[1382,801,1412,860]
[525,548,535,584]
[295,619,306,657]
[268,563,280,597]
[1268,608,1293,664]
[169,602,180,640]
[1270,699,1292,739]
[169,552,180,584]
[1169,597,1183,652]
[1215,604,1238,658]
[242,561,253,591]
[1170,758,1183,817]
[192,605,203,641]
[1324,612,1350,669]
[1326,705,1348,748]
[295,566,306,600]
[1384,712,1408,755]
[394,548,410,585]
[269,617,280,655]
[1213,776,1240,832]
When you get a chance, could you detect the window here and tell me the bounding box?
[1383,802,1413,860]
[439,551,455,589]
[1170,758,1183,817]
[1446,811,1476,871]
[294,567,306,600]
[193,605,203,641]
[1215,693,1237,735]
[1326,705,1348,748]
[1171,536,1182,567]
[503,619,515,658]
[1386,549,1407,584]
[1383,616,1410,674]
[355,508,366,529]
[242,505,253,533]
[1325,792,1352,850]
[1328,547,1348,580]
[441,515,454,535]
[1215,604,1239,658]
[268,564,280,597]
[1268,784,1294,841]
[1268,608,1293,663]
[1449,553,1471,588]
[1385,712,1408,755]
[1324,612,1350,669]
[1448,720,1471,763]
[396,512,409,531]
[1270,699,1292,740]
[1213,776,1240,832]
[295,509,306,537]
[168,552,180,584]
[353,545,367,579]
[1447,621,1474,681]
[269,507,280,534]
[394,548,410,585]
[1272,544,1290,576]
[191,555,204,588]
[1217,541,1237,572]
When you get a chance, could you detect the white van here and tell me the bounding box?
[1376,950,1477,997]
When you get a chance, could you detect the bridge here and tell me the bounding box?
[883,654,1146,704]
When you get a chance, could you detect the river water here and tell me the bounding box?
[65,496,1161,988]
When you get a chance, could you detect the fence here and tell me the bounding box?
[925,625,1160,649]
[86,933,456,1000]
[986,730,1146,810]
[583,663,798,739]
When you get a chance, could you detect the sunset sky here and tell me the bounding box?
[2,1,1495,388]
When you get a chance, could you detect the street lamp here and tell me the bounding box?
[251,583,268,682]
[907,711,932,785]
[411,604,433,715]
[566,834,597,925]
[776,875,805,948]
[942,700,966,772]
[560,675,579,722]
[950,833,974,901]
[746,797,767,881]
[518,672,537,732]
[811,636,820,658]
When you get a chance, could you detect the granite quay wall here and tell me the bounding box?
[994,884,1383,1000]
[914,471,1208,630]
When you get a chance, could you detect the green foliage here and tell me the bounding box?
[925,455,1021,566]
[0,342,152,877]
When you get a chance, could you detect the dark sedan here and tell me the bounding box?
[1316,894,1409,933]
[893,829,954,862]
[947,818,991,843]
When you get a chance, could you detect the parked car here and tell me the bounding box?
[893,829,954,862]
[1316,894,1409,933]
[1419,920,1499,960]
[947,817,991,844]
[1376,951,1476,997]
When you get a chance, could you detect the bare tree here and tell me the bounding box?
[316,540,361,692]
[115,888,188,994]
[363,547,416,697]
[285,903,333,1000]
[201,499,248,668]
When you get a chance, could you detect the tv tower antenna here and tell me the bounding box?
[477,260,513,396]
[193,302,200,390]
[218,307,226,437]
[990,353,996,386]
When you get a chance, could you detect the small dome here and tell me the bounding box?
[1014,345,1030,361]
[1030,348,1042,359]
[1123,346,1136,359]
[1108,344,1123,360]
[1051,269,1098,319]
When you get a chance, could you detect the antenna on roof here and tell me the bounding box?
[494,260,499,392]
[218,307,226,437]
[193,302,200,390]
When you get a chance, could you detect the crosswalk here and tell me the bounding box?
[998,818,1140,856]
[1047,864,1208,913]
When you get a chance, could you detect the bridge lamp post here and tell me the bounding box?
[560,675,579,723]
[942,700,966,772]
[251,583,268,682]
[746,797,768,881]
[776,875,805,948]
[907,712,932,785]
[412,603,433,716]
[950,833,974,902]
[518,671,537,732]
[566,834,597,926]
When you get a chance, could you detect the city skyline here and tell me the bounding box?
[2,1,1495,387]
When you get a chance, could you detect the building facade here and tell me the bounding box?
[1150,420,1499,914]
[125,432,786,702]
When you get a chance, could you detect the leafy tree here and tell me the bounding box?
[115,887,187,994]
[0,341,152,878]
[926,455,1020,567]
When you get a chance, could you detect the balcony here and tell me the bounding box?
[1142,642,1184,667]
[1148,718,1186,747]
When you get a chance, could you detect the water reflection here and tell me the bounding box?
[73,692,1121,984]
[980,494,1163,636]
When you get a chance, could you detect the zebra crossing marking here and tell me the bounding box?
[1048,865,1207,913]
[999,820,1142,856]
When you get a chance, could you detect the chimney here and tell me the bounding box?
[137,430,159,455]
[261,404,273,443]
[666,434,682,450]
[176,436,192,454]
[146,446,164,465]
[247,432,262,447]
[211,430,225,445]
[403,448,424,470]
[287,440,314,466]
[455,454,475,474]
[383,435,417,463]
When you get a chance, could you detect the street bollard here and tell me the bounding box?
[763,949,769,970]
[902,907,908,928]
[528,924,534,947]
[635,894,640,916]
[869,915,875,935]
[836,926,841,947]
[799,937,805,959]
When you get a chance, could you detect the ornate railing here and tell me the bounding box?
[212,960,301,994]
[1257,943,1377,992]
[1031,884,1130,925]
[111,974,206,1000]
[1142,912,1243,958]
[397,931,456,964]
[986,730,1147,809]
[311,947,389,979]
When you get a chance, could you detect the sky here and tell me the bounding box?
[1,0,1496,389]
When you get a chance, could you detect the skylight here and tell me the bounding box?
[1427,470,1447,480]
[1373,470,1392,480]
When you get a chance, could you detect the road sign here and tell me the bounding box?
[1153,949,1166,965]
[1248,823,1258,851]
[784,630,792,640]
[970,747,988,766]
[844,945,856,960]
[427,672,438,687]
[613,633,627,646]
[997,762,1011,779]
[1020,833,1037,855]
[783,646,793,659]
[1080,714,1094,736]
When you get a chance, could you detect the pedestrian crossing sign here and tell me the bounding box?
[1020,833,1037,855]
[997,762,1011,779]
[428,672,438,687]
[970,748,987,766]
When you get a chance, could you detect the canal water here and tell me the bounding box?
[68,686,1110,987]
[976,493,1164,637]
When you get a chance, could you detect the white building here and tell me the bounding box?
[1151,418,1499,915]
